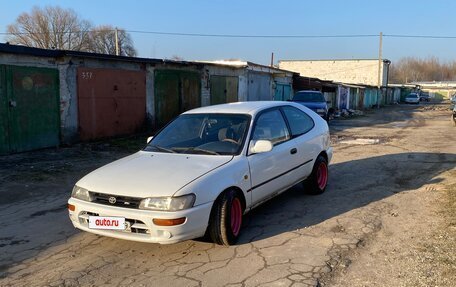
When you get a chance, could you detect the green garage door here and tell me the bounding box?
[0,66,8,154]
[0,65,60,154]
[154,70,201,128]
[210,75,238,105]
[274,83,291,101]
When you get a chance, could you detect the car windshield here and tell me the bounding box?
[144,113,250,155]
[407,94,418,98]
[293,92,325,102]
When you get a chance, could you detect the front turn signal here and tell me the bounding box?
[68,204,75,211]
[153,217,186,226]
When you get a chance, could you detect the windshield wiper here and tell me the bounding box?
[149,145,176,153]
[174,147,220,155]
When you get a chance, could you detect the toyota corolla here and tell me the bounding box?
[68,101,333,245]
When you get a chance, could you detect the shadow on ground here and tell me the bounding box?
[238,152,456,243]
[1,152,455,277]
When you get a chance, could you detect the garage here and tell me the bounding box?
[154,69,201,128]
[0,65,59,154]
[248,72,272,101]
[210,75,239,105]
[77,67,146,140]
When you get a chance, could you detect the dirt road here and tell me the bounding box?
[1,103,455,287]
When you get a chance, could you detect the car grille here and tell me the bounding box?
[91,192,142,209]
[78,211,150,234]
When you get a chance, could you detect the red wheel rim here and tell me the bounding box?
[230,198,242,236]
[316,162,328,190]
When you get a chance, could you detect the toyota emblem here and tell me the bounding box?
[108,196,117,204]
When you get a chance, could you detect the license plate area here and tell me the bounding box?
[88,216,126,230]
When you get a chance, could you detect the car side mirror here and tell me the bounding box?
[249,140,273,154]
[147,136,153,143]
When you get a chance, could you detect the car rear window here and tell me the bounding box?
[293,92,325,102]
[282,106,314,137]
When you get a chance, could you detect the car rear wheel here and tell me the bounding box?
[304,155,328,195]
[208,189,243,245]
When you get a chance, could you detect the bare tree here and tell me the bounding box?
[6,6,137,57]
[88,25,137,56]
[390,56,456,84]
[6,6,92,51]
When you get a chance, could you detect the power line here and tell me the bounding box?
[0,30,378,38]
[125,30,379,38]
[3,29,456,39]
[0,30,94,35]
[384,34,456,39]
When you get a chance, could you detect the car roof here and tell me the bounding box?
[183,101,295,115]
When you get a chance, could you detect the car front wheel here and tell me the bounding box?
[304,155,328,195]
[208,189,243,245]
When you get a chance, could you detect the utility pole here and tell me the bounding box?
[377,32,383,88]
[377,32,383,108]
[115,28,120,56]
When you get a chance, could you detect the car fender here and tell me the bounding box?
[173,156,252,209]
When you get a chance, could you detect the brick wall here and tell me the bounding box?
[279,59,388,86]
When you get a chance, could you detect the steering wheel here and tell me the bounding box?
[222,139,238,144]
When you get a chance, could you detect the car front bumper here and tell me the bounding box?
[68,198,213,244]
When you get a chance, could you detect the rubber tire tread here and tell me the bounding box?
[304,155,328,195]
[208,190,241,246]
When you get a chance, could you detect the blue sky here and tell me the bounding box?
[1,0,455,65]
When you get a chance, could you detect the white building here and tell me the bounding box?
[410,81,456,99]
[278,59,391,87]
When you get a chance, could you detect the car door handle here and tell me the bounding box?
[290,148,297,154]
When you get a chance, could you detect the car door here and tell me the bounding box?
[247,108,297,206]
[281,106,319,181]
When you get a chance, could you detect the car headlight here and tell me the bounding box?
[71,185,92,201]
[139,194,196,211]
[316,109,326,113]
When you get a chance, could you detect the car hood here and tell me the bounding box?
[76,151,233,198]
[293,101,326,110]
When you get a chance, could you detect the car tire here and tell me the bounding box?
[208,189,243,245]
[325,114,330,123]
[304,155,328,195]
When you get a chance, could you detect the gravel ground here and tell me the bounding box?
[0,102,455,287]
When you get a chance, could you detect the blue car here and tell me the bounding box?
[291,90,330,121]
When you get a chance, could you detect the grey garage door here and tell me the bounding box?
[248,72,271,101]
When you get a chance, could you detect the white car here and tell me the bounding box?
[405,93,420,104]
[68,101,333,245]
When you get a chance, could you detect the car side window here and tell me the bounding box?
[282,106,314,137]
[252,109,290,145]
